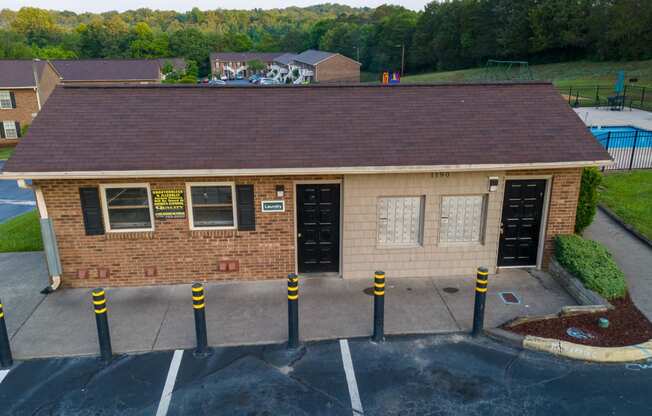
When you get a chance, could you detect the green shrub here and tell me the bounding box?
[554,234,626,300]
[575,167,602,233]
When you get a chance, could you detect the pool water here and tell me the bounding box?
[589,125,652,148]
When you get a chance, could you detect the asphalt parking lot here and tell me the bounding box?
[0,161,36,223]
[0,334,650,416]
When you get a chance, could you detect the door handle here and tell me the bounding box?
[500,224,504,235]
[297,233,302,238]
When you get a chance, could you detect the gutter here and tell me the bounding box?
[17,180,61,293]
[0,160,614,180]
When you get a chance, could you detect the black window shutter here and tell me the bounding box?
[79,187,105,236]
[15,122,21,137]
[9,92,16,108]
[236,184,255,231]
[0,123,4,139]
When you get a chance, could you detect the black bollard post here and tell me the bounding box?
[192,283,208,355]
[0,300,13,368]
[92,288,112,362]
[287,273,299,349]
[372,271,385,342]
[472,267,489,337]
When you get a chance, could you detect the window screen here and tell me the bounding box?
[105,187,152,230]
[439,195,486,243]
[0,91,11,109]
[377,196,424,246]
[2,121,17,138]
[190,185,235,228]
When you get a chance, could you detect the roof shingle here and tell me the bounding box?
[51,59,161,82]
[3,82,611,175]
[0,60,49,88]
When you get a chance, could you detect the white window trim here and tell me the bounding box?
[2,121,18,139]
[376,195,425,249]
[0,91,11,110]
[437,194,488,246]
[100,183,155,233]
[186,182,238,231]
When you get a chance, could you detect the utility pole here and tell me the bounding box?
[401,43,405,77]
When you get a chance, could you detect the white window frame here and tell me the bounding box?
[376,195,425,248]
[438,194,487,245]
[2,121,18,139]
[100,183,155,233]
[186,182,238,231]
[0,91,11,109]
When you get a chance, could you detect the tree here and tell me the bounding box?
[575,167,602,233]
[246,59,266,74]
[11,7,61,47]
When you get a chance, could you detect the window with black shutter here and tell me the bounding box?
[79,187,105,235]
[9,92,16,108]
[15,122,21,137]
[236,185,255,231]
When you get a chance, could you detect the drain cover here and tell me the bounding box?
[443,287,459,294]
[499,292,520,304]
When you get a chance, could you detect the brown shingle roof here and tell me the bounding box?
[51,59,161,82]
[0,60,50,88]
[3,82,611,176]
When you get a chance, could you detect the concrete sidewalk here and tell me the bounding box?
[4,264,574,359]
[584,209,652,320]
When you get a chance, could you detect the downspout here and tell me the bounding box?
[17,180,61,293]
[32,59,42,111]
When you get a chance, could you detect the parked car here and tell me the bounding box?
[248,74,261,83]
[220,74,228,81]
[236,74,244,80]
[259,78,280,85]
[208,79,226,86]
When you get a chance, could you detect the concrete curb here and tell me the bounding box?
[523,336,652,363]
[484,328,525,349]
[598,204,652,249]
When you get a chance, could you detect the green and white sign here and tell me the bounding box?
[261,200,285,212]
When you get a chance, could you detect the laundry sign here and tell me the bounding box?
[261,200,285,212]
[152,189,186,219]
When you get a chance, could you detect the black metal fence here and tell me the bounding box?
[558,85,651,112]
[593,128,652,170]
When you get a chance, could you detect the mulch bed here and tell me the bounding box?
[505,294,652,347]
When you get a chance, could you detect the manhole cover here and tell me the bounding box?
[499,292,521,304]
[363,287,374,296]
[443,287,459,294]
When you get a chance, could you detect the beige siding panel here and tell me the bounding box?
[342,172,505,279]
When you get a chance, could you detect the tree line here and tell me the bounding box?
[1,1,650,78]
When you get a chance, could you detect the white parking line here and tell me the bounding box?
[0,369,10,384]
[339,339,364,415]
[155,349,184,416]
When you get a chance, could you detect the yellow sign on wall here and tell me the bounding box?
[152,189,185,219]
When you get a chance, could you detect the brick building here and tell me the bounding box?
[0,60,61,144]
[1,83,611,289]
[289,50,360,83]
[210,52,285,80]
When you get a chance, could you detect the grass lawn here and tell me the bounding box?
[0,211,43,253]
[0,147,14,160]
[402,59,652,88]
[599,170,652,241]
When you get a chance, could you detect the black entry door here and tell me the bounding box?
[498,179,546,267]
[297,184,340,273]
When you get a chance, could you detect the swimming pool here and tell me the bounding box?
[590,125,652,148]
[589,125,652,169]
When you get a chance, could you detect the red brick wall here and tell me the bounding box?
[1,89,39,146]
[36,175,338,288]
[315,55,360,83]
[511,168,582,268]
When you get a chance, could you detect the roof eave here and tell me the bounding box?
[0,160,614,180]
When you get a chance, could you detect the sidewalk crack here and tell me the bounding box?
[10,292,47,342]
[429,277,462,331]
[151,287,174,351]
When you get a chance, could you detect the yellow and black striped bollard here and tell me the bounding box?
[472,267,489,337]
[372,271,385,342]
[192,283,208,355]
[0,300,13,368]
[287,273,299,349]
[92,288,112,362]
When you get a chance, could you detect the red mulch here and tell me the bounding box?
[505,294,652,347]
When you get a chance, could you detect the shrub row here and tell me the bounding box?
[555,234,626,300]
